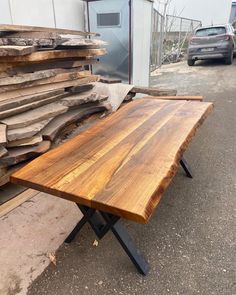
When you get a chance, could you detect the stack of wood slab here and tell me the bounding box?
[0,24,110,186]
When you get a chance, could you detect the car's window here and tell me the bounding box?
[195,27,226,37]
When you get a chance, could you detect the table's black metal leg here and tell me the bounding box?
[101,213,150,275]
[65,215,87,243]
[65,204,150,275]
[111,221,150,275]
[180,157,193,178]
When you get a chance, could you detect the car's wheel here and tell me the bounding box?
[225,49,233,65]
[188,59,195,66]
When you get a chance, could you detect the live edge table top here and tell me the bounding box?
[11,99,213,224]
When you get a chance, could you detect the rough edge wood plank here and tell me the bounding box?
[0,89,65,112]
[7,119,53,142]
[0,24,98,37]
[0,45,36,56]
[0,70,91,93]
[0,124,7,146]
[0,189,39,218]
[0,141,51,167]
[40,104,109,142]
[7,135,43,148]
[67,84,95,93]
[99,77,122,84]
[0,49,107,62]
[0,93,67,119]
[130,86,177,96]
[0,146,8,158]
[1,103,68,130]
[0,68,63,87]
[6,59,99,75]
[60,92,108,108]
[0,76,100,101]
[145,95,204,101]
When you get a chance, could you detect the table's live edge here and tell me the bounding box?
[11,99,214,224]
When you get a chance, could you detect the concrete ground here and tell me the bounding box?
[7,59,236,295]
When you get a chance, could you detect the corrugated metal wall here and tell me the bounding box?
[0,0,85,30]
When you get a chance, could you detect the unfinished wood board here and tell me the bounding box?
[0,45,35,56]
[11,99,213,223]
[0,49,107,63]
[7,119,52,141]
[100,77,122,84]
[0,189,39,218]
[0,89,65,112]
[130,86,177,96]
[7,135,43,148]
[67,84,94,94]
[0,76,100,102]
[0,124,7,145]
[1,103,68,130]
[0,69,62,87]
[0,34,61,48]
[0,140,51,167]
[0,146,8,158]
[4,59,99,75]
[40,104,108,142]
[0,166,7,176]
[0,162,27,186]
[0,183,27,205]
[61,92,108,108]
[0,93,67,119]
[0,70,90,93]
[145,96,204,101]
[0,24,98,37]
[57,39,107,48]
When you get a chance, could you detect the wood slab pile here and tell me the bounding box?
[0,24,111,186]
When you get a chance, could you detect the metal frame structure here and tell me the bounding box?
[65,157,193,276]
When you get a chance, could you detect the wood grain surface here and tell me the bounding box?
[0,49,107,63]
[11,99,213,223]
[0,24,98,37]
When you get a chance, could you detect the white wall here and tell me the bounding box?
[0,0,85,30]
[154,0,232,26]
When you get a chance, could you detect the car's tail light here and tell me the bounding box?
[189,37,198,45]
[224,34,232,41]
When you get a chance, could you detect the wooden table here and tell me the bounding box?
[11,98,213,275]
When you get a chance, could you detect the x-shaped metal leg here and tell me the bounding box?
[180,157,193,178]
[65,204,150,275]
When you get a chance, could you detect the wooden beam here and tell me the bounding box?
[145,95,204,101]
[0,49,107,62]
[130,86,177,96]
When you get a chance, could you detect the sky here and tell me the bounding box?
[154,0,233,25]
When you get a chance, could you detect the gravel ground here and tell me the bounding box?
[27,59,236,295]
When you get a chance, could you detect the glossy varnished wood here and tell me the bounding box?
[11,99,213,223]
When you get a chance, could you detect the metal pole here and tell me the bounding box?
[8,0,13,24]
[51,0,57,28]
